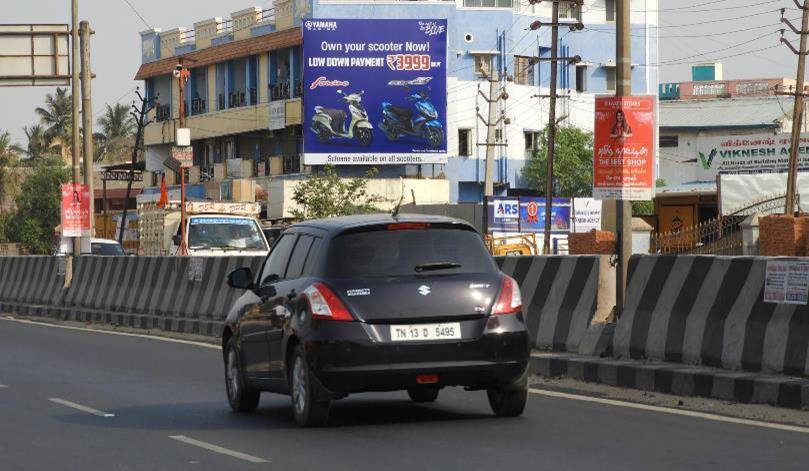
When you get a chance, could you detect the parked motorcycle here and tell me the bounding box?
[379,90,443,149]
[310,90,373,146]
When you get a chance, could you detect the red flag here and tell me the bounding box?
[157,174,168,208]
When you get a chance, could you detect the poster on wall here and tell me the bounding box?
[302,19,448,165]
[593,96,656,201]
[696,133,809,181]
[60,183,91,237]
[764,260,809,305]
[487,198,520,232]
[519,197,571,233]
[572,198,602,233]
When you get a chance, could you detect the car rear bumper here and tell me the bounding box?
[304,313,530,394]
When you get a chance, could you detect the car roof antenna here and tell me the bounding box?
[391,180,405,219]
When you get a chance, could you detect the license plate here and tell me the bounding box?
[389,323,462,342]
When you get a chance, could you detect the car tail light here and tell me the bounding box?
[492,275,522,315]
[416,374,439,384]
[387,222,430,231]
[303,282,354,321]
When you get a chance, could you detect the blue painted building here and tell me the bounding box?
[136,0,658,207]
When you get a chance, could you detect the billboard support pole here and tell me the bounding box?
[615,0,633,314]
[71,0,81,256]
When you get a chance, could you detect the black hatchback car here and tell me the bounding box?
[223,214,530,426]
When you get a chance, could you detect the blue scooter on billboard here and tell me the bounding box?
[310,90,373,146]
[378,77,444,149]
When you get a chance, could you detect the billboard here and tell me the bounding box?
[518,197,571,233]
[695,133,809,181]
[0,25,70,87]
[61,183,91,237]
[302,19,448,165]
[594,96,656,200]
[488,198,520,232]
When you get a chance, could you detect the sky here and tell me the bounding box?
[0,0,798,147]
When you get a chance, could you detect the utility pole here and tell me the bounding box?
[80,20,94,239]
[478,69,508,236]
[176,58,190,256]
[615,0,633,312]
[70,0,81,256]
[528,0,583,254]
[780,2,809,215]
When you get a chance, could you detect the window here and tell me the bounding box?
[605,66,616,92]
[524,131,541,151]
[605,0,616,22]
[473,54,493,77]
[285,235,315,279]
[261,234,296,284]
[514,56,535,85]
[659,136,679,148]
[327,228,496,279]
[559,3,581,20]
[575,65,588,92]
[458,129,472,157]
[463,0,513,7]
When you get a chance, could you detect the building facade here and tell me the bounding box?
[135,0,659,212]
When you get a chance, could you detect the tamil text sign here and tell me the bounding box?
[171,146,193,168]
[302,19,448,165]
[594,96,656,200]
[61,183,91,237]
[695,133,809,180]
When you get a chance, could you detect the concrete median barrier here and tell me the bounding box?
[495,255,613,354]
[0,255,263,337]
[612,255,809,378]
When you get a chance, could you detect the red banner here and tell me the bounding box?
[61,183,91,237]
[593,96,656,200]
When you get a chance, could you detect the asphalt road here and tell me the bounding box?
[1,317,808,471]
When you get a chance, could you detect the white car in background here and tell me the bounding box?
[57,238,126,256]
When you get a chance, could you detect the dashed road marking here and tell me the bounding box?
[529,388,809,435]
[48,398,115,418]
[0,384,7,388]
[0,316,219,350]
[169,435,269,464]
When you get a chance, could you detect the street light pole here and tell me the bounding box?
[80,21,94,241]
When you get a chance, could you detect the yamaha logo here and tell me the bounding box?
[306,20,338,31]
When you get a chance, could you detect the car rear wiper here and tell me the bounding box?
[414,262,462,272]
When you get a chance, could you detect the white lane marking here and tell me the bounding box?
[169,435,269,464]
[48,398,115,418]
[0,384,7,388]
[0,316,219,350]
[529,388,809,435]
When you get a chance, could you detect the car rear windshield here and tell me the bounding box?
[327,227,495,278]
[91,243,125,256]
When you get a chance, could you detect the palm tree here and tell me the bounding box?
[0,130,19,206]
[35,87,72,155]
[95,103,135,162]
[14,125,53,160]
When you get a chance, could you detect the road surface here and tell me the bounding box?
[1,317,807,470]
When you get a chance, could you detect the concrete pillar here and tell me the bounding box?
[231,7,262,41]
[741,213,761,256]
[193,18,222,50]
[258,53,269,103]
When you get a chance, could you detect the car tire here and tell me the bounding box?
[290,345,331,427]
[224,338,260,413]
[486,370,528,417]
[407,388,439,403]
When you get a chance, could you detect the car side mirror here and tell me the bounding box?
[172,234,181,246]
[227,267,255,290]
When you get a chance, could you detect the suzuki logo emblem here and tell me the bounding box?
[418,285,431,296]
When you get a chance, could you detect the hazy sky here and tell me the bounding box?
[0,0,797,146]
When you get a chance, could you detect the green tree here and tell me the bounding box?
[10,157,69,254]
[521,126,594,197]
[95,103,135,162]
[291,165,381,220]
[14,124,53,160]
[0,130,18,204]
[35,87,72,155]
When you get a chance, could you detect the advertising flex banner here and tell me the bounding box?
[303,19,448,165]
[519,197,571,233]
[593,96,656,200]
[696,133,809,180]
[61,183,91,237]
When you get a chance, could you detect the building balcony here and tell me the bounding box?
[270,82,290,101]
[229,91,247,108]
[191,97,207,115]
[155,104,171,122]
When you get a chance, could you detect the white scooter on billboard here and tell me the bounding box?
[310,90,373,147]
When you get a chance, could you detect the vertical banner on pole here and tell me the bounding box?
[593,95,656,201]
[61,183,91,237]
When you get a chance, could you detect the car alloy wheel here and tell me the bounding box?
[227,349,240,400]
[224,338,260,413]
[289,345,330,427]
